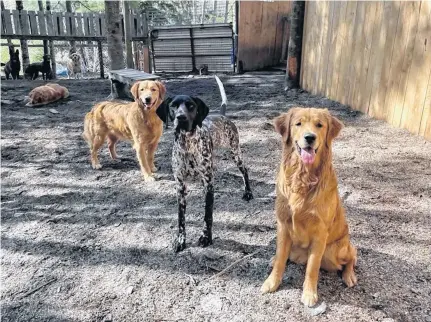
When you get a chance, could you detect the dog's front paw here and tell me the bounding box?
[173,233,186,253]
[342,269,357,287]
[242,190,254,201]
[92,163,102,170]
[151,165,157,173]
[144,175,155,182]
[198,234,212,248]
[261,275,281,294]
[301,289,318,307]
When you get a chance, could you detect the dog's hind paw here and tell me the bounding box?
[242,190,254,201]
[198,234,213,248]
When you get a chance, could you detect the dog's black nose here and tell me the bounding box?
[176,114,187,121]
[304,133,316,145]
[144,97,151,104]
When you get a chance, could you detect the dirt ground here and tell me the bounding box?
[1,73,430,322]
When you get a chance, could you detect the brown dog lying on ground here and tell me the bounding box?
[26,83,69,107]
[82,80,166,181]
[261,107,357,307]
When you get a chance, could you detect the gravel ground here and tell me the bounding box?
[1,73,431,322]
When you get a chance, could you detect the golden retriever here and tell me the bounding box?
[261,107,357,307]
[82,80,166,181]
[26,83,69,107]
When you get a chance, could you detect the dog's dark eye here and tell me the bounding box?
[151,88,156,92]
[316,123,323,128]
[140,88,144,91]
[296,122,301,126]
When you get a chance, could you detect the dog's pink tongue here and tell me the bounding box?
[301,148,315,164]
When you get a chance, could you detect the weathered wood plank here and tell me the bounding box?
[400,1,431,134]
[37,10,47,36]
[93,13,101,37]
[419,69,431,139]
[71,12,77,36]
[2,9,14,35]
[20,10,30,35]
[65,12,72,36]
[45,11,54,36]
[312,1,325,95]
[362,1,384,114]
[28,11,38,35]
[76,13,83,36]
[324,1,340,98]
[82,13,90,37]
[100,12,106,37]
[316,1,331,95]
[369,1,401,120]
[88,13,95,37]
[337,1,358,105]
[353,2,377,113]
[347,1,365,107]
[57,12,65,36]
[12,10,22,35]
[390,1,421,127]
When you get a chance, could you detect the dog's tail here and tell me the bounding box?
[215,75,227,116]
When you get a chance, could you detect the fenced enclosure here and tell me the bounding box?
[300,1,431,140]
[150,23,233,73]
[1,9,148,40]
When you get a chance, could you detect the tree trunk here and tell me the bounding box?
[65,1,76,53]
[122,0,134,68]
[105,1,126,99]
[46,0,56,79]
[285,1,305,90]
[16,1,29,72]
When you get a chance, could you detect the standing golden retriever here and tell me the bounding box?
[82,80,166,181]
[261,107,357,307]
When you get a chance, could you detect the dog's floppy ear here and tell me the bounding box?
[155,81,166,100]
[156,97,173,125]
[274,108,297,144]
[324,109,344,147]
[192,97,209,127]
[130,81,140,102]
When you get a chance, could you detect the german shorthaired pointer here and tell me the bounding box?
[157,76,253,252]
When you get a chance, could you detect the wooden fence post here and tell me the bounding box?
[123,0,134,68]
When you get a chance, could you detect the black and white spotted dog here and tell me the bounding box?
[157,76,253,252]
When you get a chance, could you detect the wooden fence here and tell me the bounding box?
[1,9,148,40]
[237,1,292,71]
[300,1,431,140]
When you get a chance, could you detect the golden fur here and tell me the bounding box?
[82,80,166,181]
[26,83,69,106]
[261,107,357,307]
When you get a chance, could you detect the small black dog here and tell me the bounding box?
[1,48,21,80]
[24,55,52,80]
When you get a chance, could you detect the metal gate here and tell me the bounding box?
[150,23,234,73]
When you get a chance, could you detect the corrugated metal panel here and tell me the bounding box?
[152,28,190,40]
[154,57,193,72]
[193,27,232,38]
[153,39,192,56]
[194,38,232,56]
[151,24,233,73]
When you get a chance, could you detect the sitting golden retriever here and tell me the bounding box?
[261,107,357,307]
[82,80,166,181]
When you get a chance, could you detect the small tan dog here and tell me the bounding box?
[67,52,82,79]
[82,80,166,181]
[261,107,357,307]
[26,83,69,106]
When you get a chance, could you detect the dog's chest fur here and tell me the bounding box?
[173,126,213,179]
